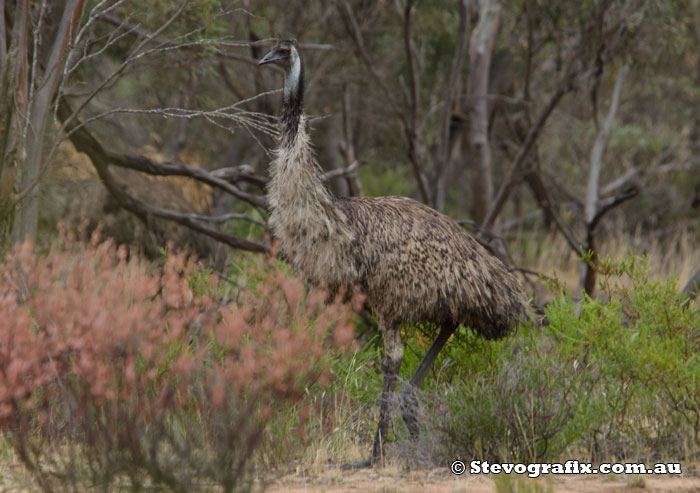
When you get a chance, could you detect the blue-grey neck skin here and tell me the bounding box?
[281,47,304,148]
[284,50,302,98]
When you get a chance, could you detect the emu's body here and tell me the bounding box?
[260,41,529,466]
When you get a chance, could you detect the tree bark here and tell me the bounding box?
[0,0,30,244]
[465,0,499,224]
[433,0,470,212]
[0,0,86,245]
[579,65,627,296]
[12,0,85,243]
[321,115,351,197]
[681,266,700,301]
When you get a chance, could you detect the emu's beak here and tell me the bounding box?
[258,50,281,66]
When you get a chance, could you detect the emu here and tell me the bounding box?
[259,40,529,468]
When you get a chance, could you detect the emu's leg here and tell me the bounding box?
[342,327,403,469]
[372,327,404,463]
[400,323,457,439]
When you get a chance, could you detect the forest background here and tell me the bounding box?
[1,0,700,491]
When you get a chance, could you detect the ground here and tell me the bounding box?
[2,463,698,491]
[267,467,700,493]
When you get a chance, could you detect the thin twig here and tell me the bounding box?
[57,99,269,254]
[186,212,269,230]
[60,0,189,132]
[589,187,638,232]
[320,160,361,182]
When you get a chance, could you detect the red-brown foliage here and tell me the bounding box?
[0,229,358,492]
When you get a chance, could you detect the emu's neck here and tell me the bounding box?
[281,55,304,148]
[271,55,331,213]
[268,52,353,281]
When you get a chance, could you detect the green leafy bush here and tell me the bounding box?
[438,325,595,463]
[435,255,699,464]
[545,256,700,459]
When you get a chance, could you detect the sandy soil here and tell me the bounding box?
[3,462,698,492]
[267,467,700,493]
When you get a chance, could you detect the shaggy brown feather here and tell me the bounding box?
[335,195,527,339]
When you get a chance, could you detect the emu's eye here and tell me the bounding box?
[280,49,290,56]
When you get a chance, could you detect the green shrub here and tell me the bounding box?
[439,325,597,463]
[545,255,700,459]
[436,255,699,464]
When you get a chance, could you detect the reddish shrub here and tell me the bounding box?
[0,231,357,492]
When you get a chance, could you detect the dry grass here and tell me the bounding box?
[512,225,700,305]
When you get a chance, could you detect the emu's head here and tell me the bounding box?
[258,39,298,69]
[258,39,302,99]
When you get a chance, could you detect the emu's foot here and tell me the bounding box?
[340,457,373,470]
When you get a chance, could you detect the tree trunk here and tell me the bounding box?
[579,65,627,296]
[465,0,499,224]
[0,0,85,245]
[321,115,351,197]
[0,0,30,244]
[433,0,470,212]
[681,265,700,301]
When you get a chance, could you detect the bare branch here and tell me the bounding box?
[97,11,177,46]
[480,3,628,234]
[584,65,627,224]
[434,0,470,211]
[92,146,267,209]
[599,166,640,197]
[72,0,125,52]
[298,42,337,51]
[210,166,267,188]
[510,164,581,255]
[600,159,696,197]
[338,0,430,203]
[511,266,557,284]
[183,212,269,230]
[97,17,336,52]
[480,78,571,233]
[0,0,6,63]
[589,187,638,232]
[69,91,281,138]
[16,98,271,210]
[57,99,269,254]
[101,175,269,252]
[68,5,140,78]
[321,160,361,182]
[60,0,189,132]
[541,198,581,255]
[217,51,263,66]
[337,0,402,118]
